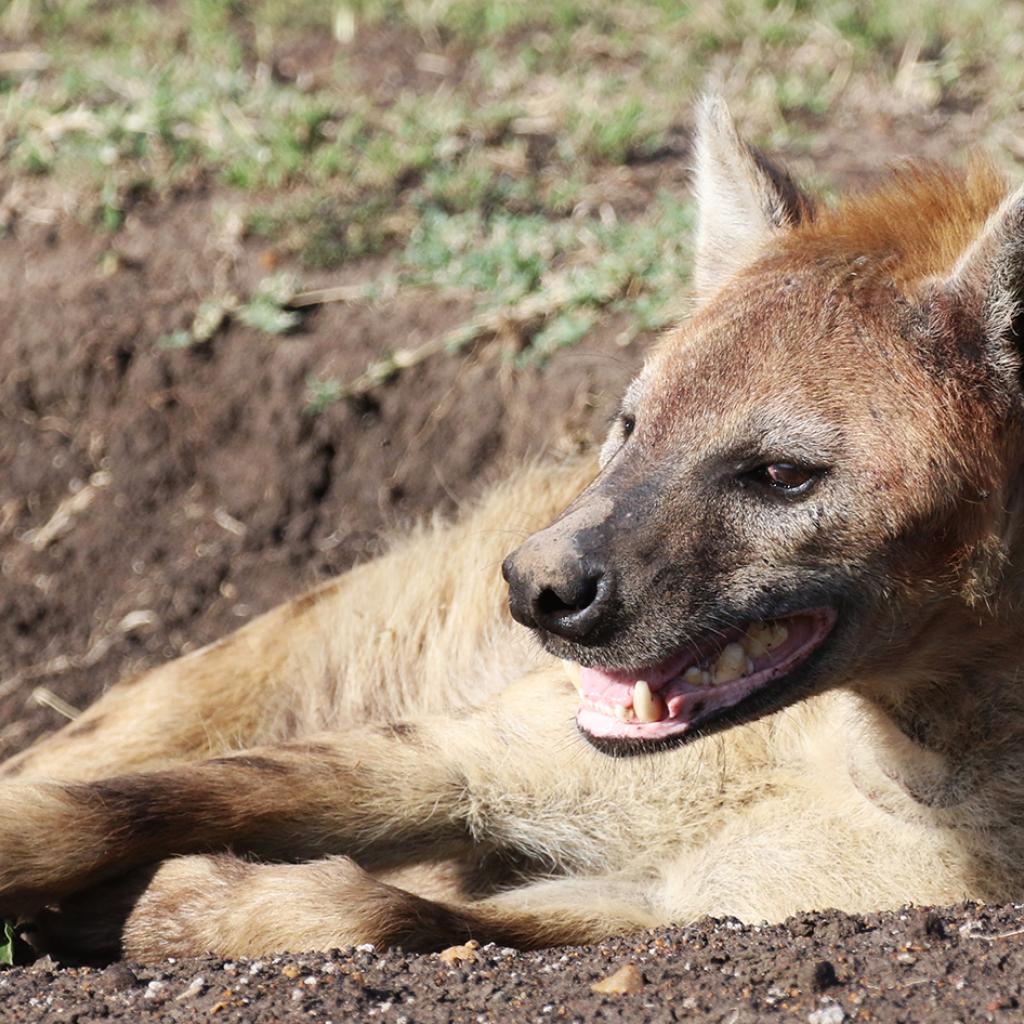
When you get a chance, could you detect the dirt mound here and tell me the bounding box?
[0,194,637,755]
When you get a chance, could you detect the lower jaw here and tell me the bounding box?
[573,608,837,747]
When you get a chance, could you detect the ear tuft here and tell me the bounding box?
[692,95,814,302]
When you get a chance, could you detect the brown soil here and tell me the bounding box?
[0,56,1017,1018]
[0,193,637,756]
[4,904,1024,1022]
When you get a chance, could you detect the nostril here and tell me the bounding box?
[529,569,614,642]
[535,573,601,620]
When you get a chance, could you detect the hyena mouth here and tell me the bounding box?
[569,608,837,747]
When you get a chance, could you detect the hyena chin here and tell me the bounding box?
[5,97,1024,962]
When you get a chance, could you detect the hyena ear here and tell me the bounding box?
[944,185,1024,378]
[693,95,815,302]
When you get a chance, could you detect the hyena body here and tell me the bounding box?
[5,99,1024,960]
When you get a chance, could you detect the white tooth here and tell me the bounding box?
[633,679,665,723]
[768,623,789,650]
[746,658,755,674]
[701,670,713,686]
[713,642,747,684]
[744,623,772,657]
[683,667,703,685]
[561,659,582,694]
[615,704,628,722]
[713,662,742,685]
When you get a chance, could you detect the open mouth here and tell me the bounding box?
[569,608,837,748]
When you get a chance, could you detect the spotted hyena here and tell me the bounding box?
[3,97,1024,961]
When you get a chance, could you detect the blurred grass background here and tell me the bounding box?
[4,0,1024,394]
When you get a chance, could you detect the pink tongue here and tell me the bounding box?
[579,646,693,706]
[579,667,637,707]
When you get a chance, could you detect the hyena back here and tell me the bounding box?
[5,98,1024,960]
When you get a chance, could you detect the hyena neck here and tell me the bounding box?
[842,696,998,827]
[846,623,1024,822]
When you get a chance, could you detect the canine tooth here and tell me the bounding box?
[633,679,664,723]
[561,659,582,694]
[713,642,747,684]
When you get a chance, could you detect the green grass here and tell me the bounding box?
[0,920,12,966]
[399,192,694,340]
[5,0,1024,386]
[155,273,301,349]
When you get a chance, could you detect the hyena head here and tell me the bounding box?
[503,97,1024,754]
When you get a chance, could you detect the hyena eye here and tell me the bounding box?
[749,462,820,496]
[620,413,636,438]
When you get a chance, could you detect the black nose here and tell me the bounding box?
[502,553,615,643]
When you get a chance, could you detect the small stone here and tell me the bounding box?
[98,963,139,993]
[800,959,839,993]
[175,976,207,1001]
[590,963,644,995]
[281,964,301,979]
[808,1004,846,1024]
[143,979,168,1001]
[913,910,946,941]
[438,940,480,965]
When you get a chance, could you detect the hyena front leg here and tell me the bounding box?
[4,666,680,958]
[0,722,466,917]
[32,854,661,960]
[0,667,601,917]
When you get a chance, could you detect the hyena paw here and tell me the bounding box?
[31,853,474,961]
[31,855,239,961]
[30,854,419,961]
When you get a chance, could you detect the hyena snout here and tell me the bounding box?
[502,532,616,643]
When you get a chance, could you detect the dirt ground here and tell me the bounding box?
[0,191,639,757]
[5,904,1024,1022]
[4,76,1024,1020]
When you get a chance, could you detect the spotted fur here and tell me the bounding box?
[5,100,1024,961]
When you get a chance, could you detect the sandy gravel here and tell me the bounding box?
[3,902,1024,1022]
